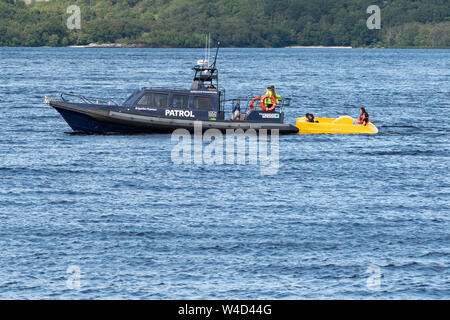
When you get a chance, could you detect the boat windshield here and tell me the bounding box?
[123,90,139,105]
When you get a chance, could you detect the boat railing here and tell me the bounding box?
[225,97,291,114]
[61,92,119,106]
[141,87,190,92]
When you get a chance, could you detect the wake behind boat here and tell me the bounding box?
[45,45,299,135]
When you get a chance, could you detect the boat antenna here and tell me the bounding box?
[208,32,211,66]
[204,34,207,64]
[211,41,220,69]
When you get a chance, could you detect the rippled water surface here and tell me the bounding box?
[0,48,449,299]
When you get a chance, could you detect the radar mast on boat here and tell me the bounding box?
[191,34,220,91]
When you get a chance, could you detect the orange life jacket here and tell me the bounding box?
[359,114,369,126]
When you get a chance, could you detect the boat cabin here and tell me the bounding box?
[123,87,224,121]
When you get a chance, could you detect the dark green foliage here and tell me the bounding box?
[0,0,448,47]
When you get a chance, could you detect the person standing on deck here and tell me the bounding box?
[263,86,283,110]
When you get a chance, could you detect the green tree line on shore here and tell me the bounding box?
[0,0,448,47]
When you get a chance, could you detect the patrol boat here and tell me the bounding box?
[45,46,299,134]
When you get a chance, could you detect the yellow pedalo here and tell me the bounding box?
[296,116,378,134]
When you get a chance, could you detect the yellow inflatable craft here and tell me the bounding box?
[296,116,378,134]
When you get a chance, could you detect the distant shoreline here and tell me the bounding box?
[0,44,439,49]
[69,43,357,49]
[69,43,356,49]
[284,46,353,49]
[69,43,146,48]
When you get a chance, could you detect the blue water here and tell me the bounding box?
[0,48,449,299]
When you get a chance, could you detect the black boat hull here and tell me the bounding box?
[51,101,299,135]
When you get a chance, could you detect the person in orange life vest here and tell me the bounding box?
[359,108,370,126]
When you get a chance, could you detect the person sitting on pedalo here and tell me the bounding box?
[353,107,370,125]
[306,113,319,123]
